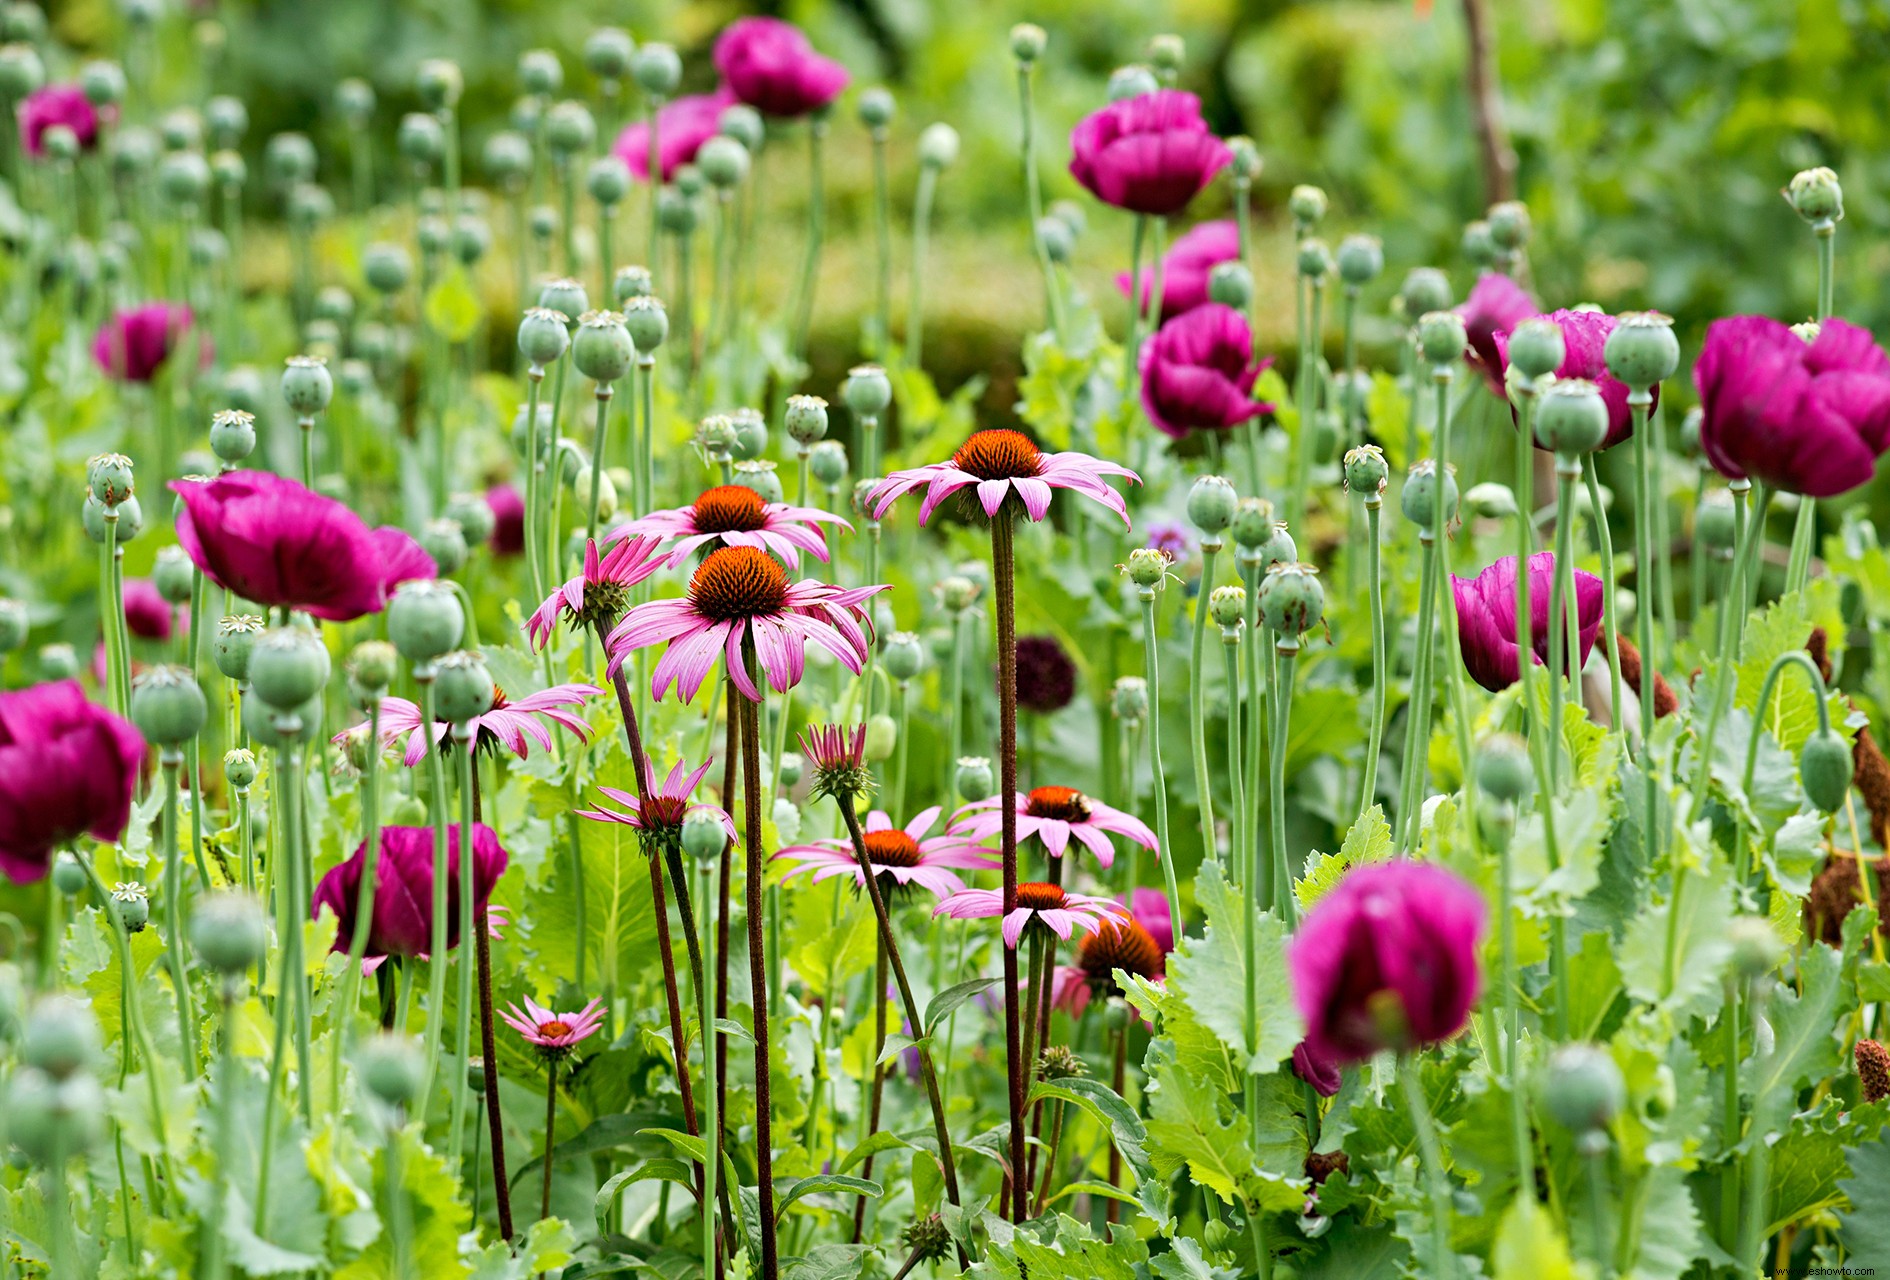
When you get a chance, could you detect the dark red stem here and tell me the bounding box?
[993,510,1025,1223]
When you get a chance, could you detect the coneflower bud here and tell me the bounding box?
[1785,166,1842,225]
[1856,1038,1890,1105]
[800,724,873,803]
[902,1215,952,1264]
[1037,1043,1087,1080]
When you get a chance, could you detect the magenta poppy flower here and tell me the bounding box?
[93,303,199,383]
[20,85,101,157]
[573,756,738,844]
[1491,309,1651,450]
[171,471,429,622]
[311,822,508,961]
[952,785,1157,869]
[1695,315,1890,499]
[1292,1040,1344,1097]
[774,807,997,900]
[526,536,667,650]
[605,545,883,704]
[0,680,147,883]
[934,880,1129,950]
[1451,552,1604,694]
[122,579,175,642]
[1455,273,1534,395]
[612,484,849,571]
[1124,885,1174,955]
[360,683,601,767]
[1068,90,1232,218]
[1139,304,1273,440]
[1289,859,1486,1065]
[613,88,738,184]
[486,484,525,557]
[713,17,849,118]
[501,996,606,1055]
[870,429,1139,527]
[1117,219,1241,322]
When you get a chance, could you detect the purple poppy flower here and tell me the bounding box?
[93,303,200,383]
[20,85,101,157]
[613,88,739,184]
[311,823,509,961]
[713,18,848,118]
[1139,303,1272,440]
[1455,273,1533,395]
[1288,860,1486,1066]
[1695,315,1890,498]
[1145,520,1192,563]
[1491,309,1651,450]
[171,471,435,623]
[1069,90,1232,218]
[122,579,176,642]
[486,484,525,557]
[0,680,147,883]
[1117,219,1241,322]
[1450,552,1604,693]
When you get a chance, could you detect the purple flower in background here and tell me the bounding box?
[1289,860,1486,1065]
[93,303,199,383]
[1117,219,1241,322]
[486,484,525,557]
[1069,90,1231,217]
[122,579,175,642]
[311,823,509,961]
[1139,304,1272,440]
[1695,315,1890,498]
[20,85,101,157]
[1492,309,1651,450]
[1451,553,1604,693]
[0,681,146,883]
[1145,520,1191,563]
[713,18,848,118]
[613,88,739,184]
[1455,273,1533,395]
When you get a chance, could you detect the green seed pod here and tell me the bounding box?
[1726,916,1785,979]
[785,395,829,447]
[1785,166,1842,224]
[1602,311,1680,391]
[419,518,468,576]
[358,1034,426,1109]
[632,43,682,96]
[1417,311,1468,366]
[696,135,748,190]
[1486,200,1531,252]
[1187,475,1238,536]
[1534,379,1610,455]
[483,131,532,189]
[211,148,245,189]
[247,629,331,712]
[1229,496,1276,549]
[864,714,897,763]
[1209,585,1246,630]
[623,296,668,352]
[729,408,769,461]
[1335,233,1383,286]
[882,631,925,682]
[1799,727,1852,812]
[1296,238,1333,281]
[1287,184,1327,229]
[1259,563,1323,636]
[397,111,444,166]
[211,615,266,682]
[518,48,563,97]
[681,810,728,862]
[130,664,207,746]
[1010,23,1047,63]
[918,122,959,169]
[1207,261,1253,309]
[1125,547,1171,589]
[386,580,464,665]
[1475,733,1532,802]
[1343,445,1389,498]
[243,691,320,748]
[444,493,496,547]
[1465,481,1519,520]
[573,311,635,383]
[719,104,764,152]
[81,60,126,109]
[546,100,596,157]
[857,87,895,130]
[955,756,995,801]
[843,365,893,417]
[87,453,136,507]
[281,355,333,416]
[1399,267,1452,321]
[223,748,258,791]
[335,78,376,127]
[415,58,463,111]
[1507,317,1566,383]
[1107,64,1157,101]
[82,493,142,545]
[50,854,86,897]
[1257,523,1298,575]
[777,752,804,788]
[38,643,79,680]
[1400,460,1459,529]
[1111,675,1148,723]
[192,892,268,976]
[809,440,848,489]
[0,43,45,100]
[433,650,495,725]
[538,278,589,324]
[517,307,571,368]
[585,28,636,82]
[733,460,784,505]
[1037,215,1075,264]
[1460,219,1497,269]
[22,996,99,1080]
[363,242,412,296]
[151,549,193,608]
[1542,1043,1625,1135]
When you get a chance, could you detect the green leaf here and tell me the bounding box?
[1169,859,1303,1074]
[923,977,999,1035]
[1493,1197,1591,1280]
[1838,1126,1890,1269]
[784,1244,877,1280]
[595,1161,698,1232]
[1293,1225,1409,1280]
[1616,848,1733,1017]
[469,1219,580,1279]
[1764,811,1826,897]
[509,1113,647,1189]
[1764,1099,1887,1237]
[1735,580,1847,756]
[1297,804,1393,913]
[1026,1076,1154,1182]
[876,1032,924,1068]
[1141,1039,1304,1212]
[775,1174,880,1218]
[1009,1216,1149,1280]
[335,1122,471,1279]
[1748,942,1847,1116]
[837,1129,910,1175]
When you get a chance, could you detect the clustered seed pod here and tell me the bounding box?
[1602,311,1680,391]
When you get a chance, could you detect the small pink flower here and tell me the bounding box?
[353,683,601,766]
[870,429,1138,528]
[501,996,606,1054]
[605,545,883,704]
[613,88,738,184]
[934,881,1129,950]
[774,807,997,900]
[20,85,102,158]
[1455,273,1534,395]
[609,483,849,569]
[94,303,200,383]
[713,17,849,119]
[573,756,737,843]
[526,535,668,650]
[952,785,1157,870]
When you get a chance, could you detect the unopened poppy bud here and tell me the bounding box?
[223,748,258,790]
[857,87,895,131]
[842,364,892,416]
[192,892,268,976]
[358,1034,426,1110]
[1799,727,1852,812]
[735,460,784,505]
[1260,563,1323,636]
[918,122,959,169]
[23,997,98,1080]
[1229,496,1276,549]
[1534,379,1610,455]
[433,651,495,725]
[1124,548,1172,589]
[1400,460,1458,529]
[585,28,635,82]
[1785,166,1842,224]
[1486,200,1531,252]
[632,42,682,96]
[88,453,135,507]
[518,308,570,369]
[1460,219,1497,268]
[483,131,531,188]
[1210,585,1246,631]
[1602,311,1679,391]
[212,615,265,682]
[883,632,925,682]
[1336,234,1383,286]
[623,296,668,352]
[1206,261,1252,309]
[1417,311,1467,366]
[1297,238,1333,281]
[1507,317,1566,383]
[1343,445,1389,497]
[1726,916,1784,980]
[697,414,738,462]
[1542,1043,1624,1135]
[415,58,462,111]
[730,408,769,460]
[1111,675,1148,723]
[51,854,85,897]
[1186,474,1238,537]
[785,395,829,448]
[445,493,496,547]
[335,78,375,126]
[152,546,194,606]
[398,111,444,167]
[1465,482,1518,520]
[387,580,464,665]
[518,48,562,97]
[418,519,468,576]
[1288,184,1327,229]
[1010,23,1047,64]
[573,311,635,383]
[1107,64,1158,101]
[956,756,994,801]
[695,135,749,191]
[681,811,728,863]
[248,630,331,712]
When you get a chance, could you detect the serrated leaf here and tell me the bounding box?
[1838,1126,1890,1268]
[1297,804,1393,912]
[1736,580,1846,756]
[1170,860,1303,1073]
[1616,848,1733,1017]
[1748,943,1847,1122]
[775,1174,879,1218]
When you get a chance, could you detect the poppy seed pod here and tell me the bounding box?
[1112,675,1149,723]
[587,155,631,205]
[729,408,769,460]
[1296,238,1333,281]
[130,664,208,746]
[1800,727,1853,812]
[1260,562,1323,636]
[247,628,331,712]
[1400,460,1458,529]
[696,135,749,189]
[1187,474,1238,535]
[1229,496,1276,549]
[956,756,995,801]
[397,112,443,168]
[192,892,268,976]
[719,103,765,153]
[538,278,589,324]
[734,460,784,505]
[51,853,85,896]
[82,493,142,544]
[158,150,211,207]
[418,519,468,576]
[623,297,668,352]
[785,394,829,446]
[211,149,245,189]
[883,631,925,681]
[1105,64,1159,102]
[1534,379,1610,455]
[1125,547,1171,589]
[573,311,635,383]
[415,58,462,111]
[842,363,892,415]
[1287,184,1327,229]
[358,1034,426,1110]
[696,414,738,462]
[1010,23,1047,63]
[1400,267,1452,321]
[386,580,464,665]
[23,997,99,1079]
[1343,445,1389,497]
[39,643,79,680]
[223,748,258,791]
[1602,311,1679,391]
[518,49,562,97]
[1785,166,1842,224]
[483,131,531,188]
[632,42,682,97]
[0,599,26,652]
[809,440,848,488]
[682,810,728,862]
[79,60,124,109]
[1503,320,1563,386]
[1417,311,1468,366]
[1727,916,1785,980]
[281,355,333,416]
[335,78,375,125]
[1487,200,1531,252]
[918,122,959,169]
[444,493,496,548]
[1037,215,1075,264]
[858,87,894,130]
[0,43,44,100]
[1258,522,1298,574]
[517,308,571,369]
[585,28,635,81]
[546,100,596,157]
[1335,234,1383,286]
[777,752,804,788]
[1474,733,1532,802]
[363,242,411,296]
[1465,481,1518,519]
[87,453,135,507]
[1209,584,1246,630]
[1207,261,1252,309]
[1542,1043,1624,1135]
[347,639,399,698]
[433,651,495,725]
[152,546,195,605]
[211,614,265,681]
[1460,219,1497,268]
[614,264,654,305]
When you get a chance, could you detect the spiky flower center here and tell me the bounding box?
[952,429,1044,481]
[537,1019,571,1038]
[692,484,768,534]
[1079,917,1163,982]
[863,829,923,868]
[690,546,788,620]
[1016,881,1069,911]
[1026,785,1091,822]
[643,795,690,829]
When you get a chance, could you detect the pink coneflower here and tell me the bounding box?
[605,545,884,704]
[609,484,849,569]
[774,807,998,900]
[573,756,737,844]
[526,535,668,650]
[500,996,606,1056]
[951,786,1157,869]
[934,881,1128,949]
[1051,912,1169,1016]
[353,683,602,765]
[869,429,1138,527]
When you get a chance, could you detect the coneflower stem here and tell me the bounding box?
[695,855,724,1277]
[1188,541,1221,855]
[447,725,477,1172]
[475,895,513,1240]
[991,508,1026,1224]
[540,1058,559,1223]
[736,660,780,1278]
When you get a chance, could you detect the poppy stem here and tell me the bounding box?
[160,749,200,1070]
[1358,495,1387,818]
[1687,483,1766,824]
[907,159,937,368]
[1545,456,1579,794]
[1138,591,1183,946]
[1119,214,1149,445]
[1582,459,1625,733]
[1188,541,1220,856]
[1268,638,1298,929]
[1241,548,1268,898]
[416,672,452,1102]
[1628,393,1660,877]
[447,724,477,1173]
[789,116,826,367]
[522,367,548,607]
[991,508,1027,1224]
[1015,57,1066,346]
[645,95,663,284]
[1483,801,1534,1193]
[869,121,891,356]
[1398,1052,1458,1280]
[1399,534,1440,855]
[735,666,780,1279]
[332,697,383,1112]
[587,387,612,548]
